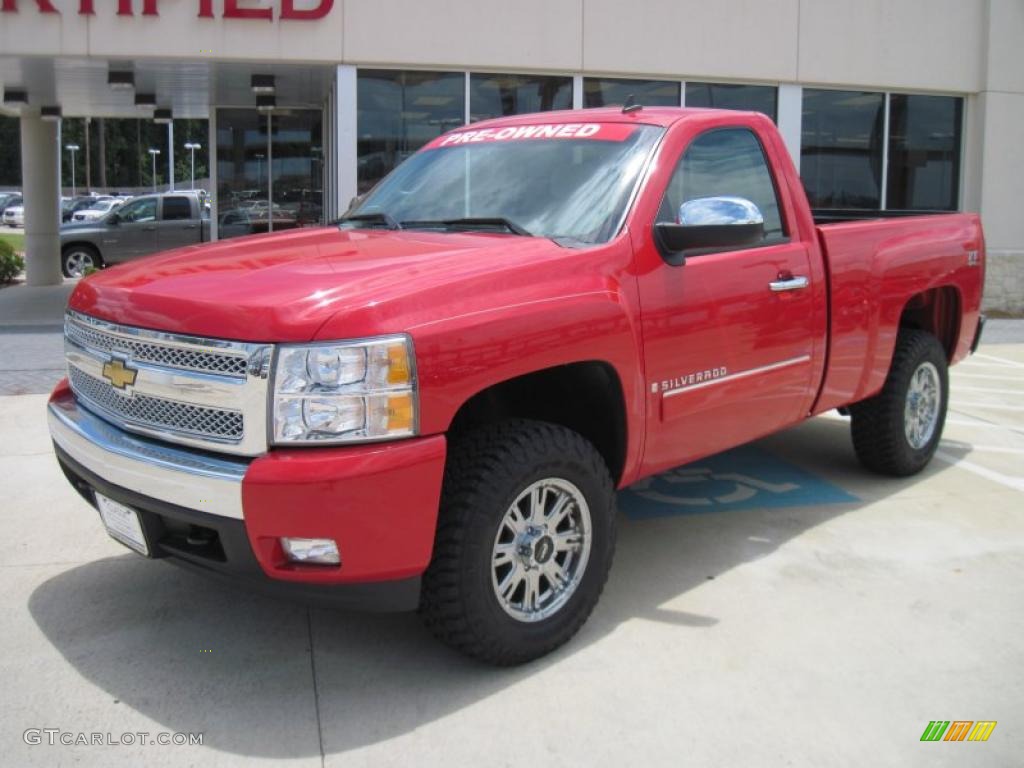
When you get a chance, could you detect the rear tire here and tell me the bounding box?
[850,329,949,476]
[62,245,102,278]
[420,420,616,665]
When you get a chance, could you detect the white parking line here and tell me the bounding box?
[947,409,1024,446]
[946,418,1011,429]
[972,353,1024,369]
[950,401,1024,412]
[934,451,1024,493]
[955,386,1024,396]
[953,371,1024,383]
[960,361,1020,371]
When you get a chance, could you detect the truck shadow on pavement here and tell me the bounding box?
[27,416,968,758]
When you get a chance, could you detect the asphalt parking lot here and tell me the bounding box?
[1,287,1022,766]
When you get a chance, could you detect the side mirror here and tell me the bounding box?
[107,212,121,225]
[654,196,765,264]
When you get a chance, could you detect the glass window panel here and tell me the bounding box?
[685,82,777,122]
[886,94,962,211]
[658,128,785,240]
[469,74,572,122]
[584,77,680,108]
[119,196,157,223]
[162,196,192,221]
[800,89,885,210]
[215,108,268,240]
[357,70,465,194]
[270,110,324,229]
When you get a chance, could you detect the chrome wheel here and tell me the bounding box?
[64,250,96,278]
[904,361,941,449]
[491,477,592,623]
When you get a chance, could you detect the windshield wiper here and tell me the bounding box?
[400,217,534,237]
[337,211,402,230]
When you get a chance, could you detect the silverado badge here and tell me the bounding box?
[102,358,138,390]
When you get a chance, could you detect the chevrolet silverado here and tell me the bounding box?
[48,107,985,664]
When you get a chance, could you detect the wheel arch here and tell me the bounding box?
[446,360,629,485]
[898,285,962,361]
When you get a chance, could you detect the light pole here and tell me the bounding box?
[184,142,201,190]
[148,148,161,192]
[65,144,80,197]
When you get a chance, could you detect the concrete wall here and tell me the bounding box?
[796,0,985,93]
[976,0,1024,314]
[0,0,999,89]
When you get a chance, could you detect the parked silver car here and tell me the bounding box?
[71,198,125,223]
[3,203,25,228]
[0,191,22,214]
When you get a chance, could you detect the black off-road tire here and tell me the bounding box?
[420,420,617,666]
[850,329,949,476]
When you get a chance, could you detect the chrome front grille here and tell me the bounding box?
[69,367,244,441]
[64,310,272,456]
[65,320,249,377]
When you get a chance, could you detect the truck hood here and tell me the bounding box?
[68,226,577,342]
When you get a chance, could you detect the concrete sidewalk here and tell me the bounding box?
[0,280,75,395]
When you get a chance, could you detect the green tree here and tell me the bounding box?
[0,116,209,193]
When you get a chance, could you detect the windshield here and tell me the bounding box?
[347,122,663,245]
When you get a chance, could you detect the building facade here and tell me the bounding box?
[1,0,1021,310]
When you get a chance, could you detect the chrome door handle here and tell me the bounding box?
[769,276,809,292]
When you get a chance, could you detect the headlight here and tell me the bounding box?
[271,335,417,444]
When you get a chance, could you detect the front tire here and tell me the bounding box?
[850,329,949,476]
[62,245,102,278]
[420,420,616,665]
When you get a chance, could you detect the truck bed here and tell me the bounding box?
[811,212,985,415]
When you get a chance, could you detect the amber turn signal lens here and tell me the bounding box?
[387,343,412,385]
[386,392,415,432]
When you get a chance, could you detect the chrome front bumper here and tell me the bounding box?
[48,392,250,520]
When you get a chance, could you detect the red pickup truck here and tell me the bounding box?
[48,107,985,665]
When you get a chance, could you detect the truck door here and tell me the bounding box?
[637,126,818,475]
[102,196,158,263]
[158,195,201,251]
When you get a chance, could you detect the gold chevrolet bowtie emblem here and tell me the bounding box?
[102,359,138,389]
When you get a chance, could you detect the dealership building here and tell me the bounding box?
[1,0,1021,310]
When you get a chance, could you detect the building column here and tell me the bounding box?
[207,110,219,241]
[974,0,1024,313]
[335,65,358,214]
[20,112,63,286]
[776,84,803,173]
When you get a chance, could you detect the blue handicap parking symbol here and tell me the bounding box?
[618,445,858,519]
